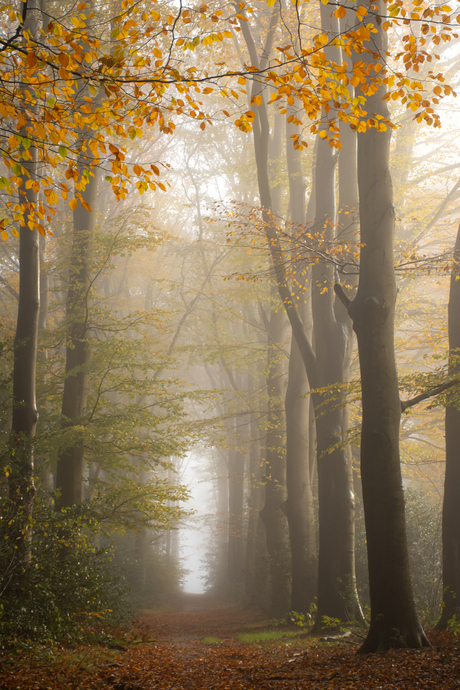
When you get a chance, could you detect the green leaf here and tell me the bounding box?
[59,146,67,158]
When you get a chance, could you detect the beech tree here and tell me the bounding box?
[335,0,428,651]
[438,222,460,629]
[6,0,41,565]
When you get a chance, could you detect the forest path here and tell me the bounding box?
[138,592,268,644]
[3,598,460,689]
[126,596,460,690]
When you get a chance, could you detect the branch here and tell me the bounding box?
[0,0,28,53]
[401,379,459,412]
[334,282,351,309]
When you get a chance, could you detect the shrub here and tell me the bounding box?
[0,498,131,646]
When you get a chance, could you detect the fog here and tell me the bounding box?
[1,0,460,651]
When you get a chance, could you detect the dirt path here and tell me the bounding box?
[3,596,460,689]
[139,592,268,644]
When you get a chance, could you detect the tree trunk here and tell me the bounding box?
[284,335,317,613]
[245,407,267,605]
[342,0,428,651]
[55,163,97,509]
[8,169,39,559]
[228,441,245,591]
[259,301,290,616]
[284,111,317,613]
[437,221,460,629]
[8,0,42,559]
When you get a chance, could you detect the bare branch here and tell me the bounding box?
[401,379,459,412]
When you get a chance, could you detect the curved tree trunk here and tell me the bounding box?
[341,0,428,651]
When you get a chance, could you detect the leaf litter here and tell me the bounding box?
[1,594,460,689]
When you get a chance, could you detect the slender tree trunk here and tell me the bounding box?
[437,222,460,629]
[55,162,97,509]
[215,449,229,594]
[284,334,317,613]
[36,232,53,493]
[307,0,362,630]
[9,169,39,559]
[245,406,266,604]
[260,301,290,616]
[283,112,317,613]
[238,2,291,616]
[228,441,245,591]
[8,0,42,559]
[340,0,428,651]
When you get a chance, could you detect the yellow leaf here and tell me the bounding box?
[1,230,8,241]
[255,93,262,106]
[69,198,78,210]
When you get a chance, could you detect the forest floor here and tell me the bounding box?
[2,593,460,689]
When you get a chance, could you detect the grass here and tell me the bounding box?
[202,637,223,644]
[236,630,300,644]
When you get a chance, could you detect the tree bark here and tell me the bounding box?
[283,110,317,613]
[437,221,460,629]
[228,440,245,591]
[342,0,428,651]
[8,168,39,559]
[311,135,361,625]
[259,300,291,617]
[8,0,42,560]
[245,406,267,605]
[55,162,97,509]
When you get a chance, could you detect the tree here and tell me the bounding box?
[55,156,97,510]
[438,221,460,629]
[6,0,41,566]
[335,0,428,651]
